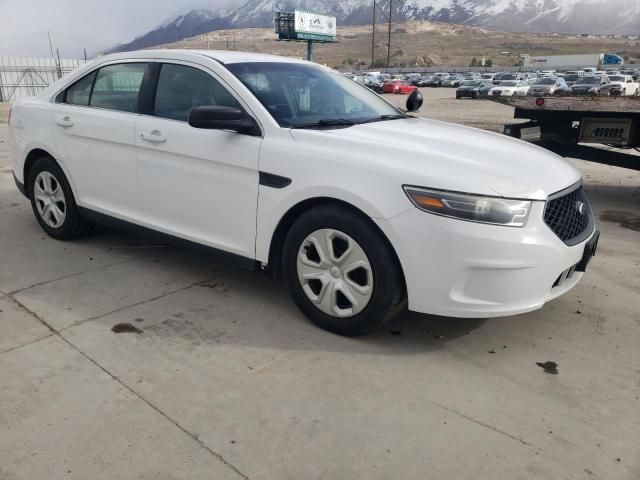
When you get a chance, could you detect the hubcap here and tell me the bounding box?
[34,171,66,228]
[297,229,373,318]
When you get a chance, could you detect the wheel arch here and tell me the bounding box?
[265,196,406,292]
[23,148,55,198]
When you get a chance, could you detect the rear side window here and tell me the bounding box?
[65,71,97,106]
[90,63,147,113]
[154,63,241,122]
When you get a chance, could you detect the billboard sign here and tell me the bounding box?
[294,10,336,38]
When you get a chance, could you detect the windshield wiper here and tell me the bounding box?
[289,119,356,129]
[358,114,407,124]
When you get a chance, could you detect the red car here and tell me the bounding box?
[382,80,418,94]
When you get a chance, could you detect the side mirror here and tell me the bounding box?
[406,90,423,113]
[188,106,260,136]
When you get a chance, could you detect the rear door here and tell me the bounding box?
[51,62,148,220]
[134,62,262,258]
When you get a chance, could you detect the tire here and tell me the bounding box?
[282,205,405,336]
[28,156,90,240]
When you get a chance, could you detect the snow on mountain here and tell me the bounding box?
[109,0,640,53]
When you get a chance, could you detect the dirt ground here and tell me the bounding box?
[0,90,639,480]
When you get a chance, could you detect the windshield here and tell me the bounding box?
[535,78,556,85]
[564,75,580,81]
[608,76,624,82]
[227,62,403,127]
[461,81,480,87]
[578,77,600,85]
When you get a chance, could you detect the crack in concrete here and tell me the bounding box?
[0,332,55,356]
[426,398,532,446]
[9,292,251,480]
[6,255,151,296]
[59,269,241,332]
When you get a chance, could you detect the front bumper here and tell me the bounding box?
[456,90,478,98]
[376,202,596,318]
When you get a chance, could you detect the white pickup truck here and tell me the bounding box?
[603,75,640,97]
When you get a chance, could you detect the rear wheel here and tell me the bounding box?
[28,156,89,240]
[282,205,405,336]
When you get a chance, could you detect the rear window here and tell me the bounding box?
[64,71,97,106]
[90,63,147,113]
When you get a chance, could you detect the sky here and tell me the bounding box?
[0,0,233,58]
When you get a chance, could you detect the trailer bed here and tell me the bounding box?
[492,96,640,119]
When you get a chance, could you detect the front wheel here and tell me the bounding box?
[282,206,405,336]
[28,156,90,240]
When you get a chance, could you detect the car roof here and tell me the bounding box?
[97,49,309,65]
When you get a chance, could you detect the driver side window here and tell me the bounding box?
[154,64,242,122]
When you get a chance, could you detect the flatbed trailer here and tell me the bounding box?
[493,96,640,149]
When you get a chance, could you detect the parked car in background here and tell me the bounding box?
[423,76,443,87]
[464,72,481,81]
[480,73,495,82]
[600,75,639,96]
[562,74,582,88]
[528,77,570,96]
[441,74,464,87]
[363,77,384,93]
[456,80,494,99]
[571,75,611,95]
[492,72,518,85]
[489,80,531,97]
[620,68,640,81]
[382,80,417,94]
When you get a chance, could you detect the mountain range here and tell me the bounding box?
[109,0,640,53]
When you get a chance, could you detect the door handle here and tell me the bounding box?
[56,116,74,128]
[140,130,166,144]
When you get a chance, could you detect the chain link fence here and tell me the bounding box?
[0,56,86,102]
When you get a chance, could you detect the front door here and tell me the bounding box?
[135,62,261,258]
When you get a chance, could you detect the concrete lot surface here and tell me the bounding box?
[1,91,639,480]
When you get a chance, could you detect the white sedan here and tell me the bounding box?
[8,50,598,335]
[489,80,531,97]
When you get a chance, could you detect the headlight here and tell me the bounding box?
[403,186,532,227]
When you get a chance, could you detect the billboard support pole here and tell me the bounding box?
[307,40,314,61]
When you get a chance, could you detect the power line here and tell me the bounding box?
[0,33,48,43]
[50,32,110,48]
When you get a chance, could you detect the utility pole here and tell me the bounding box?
[47,31,55,61]
[371,0,376,68]
[387,0,392,68]
[55,48,62,79]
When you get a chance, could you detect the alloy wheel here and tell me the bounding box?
[297,229,373,318]
[34,171,66,228]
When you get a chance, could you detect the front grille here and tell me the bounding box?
[544,185,594,245]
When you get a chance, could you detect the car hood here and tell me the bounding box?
[607,81,624,87]
[457,86,479,90]
[290,118,579,200]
